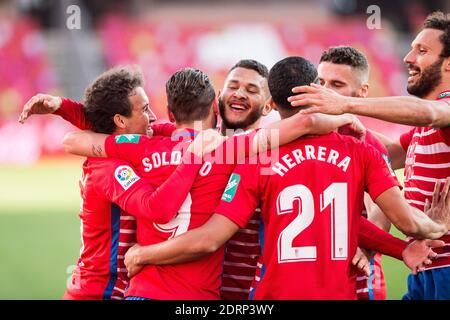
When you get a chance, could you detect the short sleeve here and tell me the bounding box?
[214,163,260,228]
[361,143,401,201]
[399,128,415,152]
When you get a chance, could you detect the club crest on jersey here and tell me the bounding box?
[221,173,240,202]
[115,165,140,190]
[115,134,140,144]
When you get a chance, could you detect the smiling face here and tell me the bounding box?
[404,28,445,98]
[124,86,156,135]
[219,67,270,130]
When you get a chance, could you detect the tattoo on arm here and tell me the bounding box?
[91,144,103,157]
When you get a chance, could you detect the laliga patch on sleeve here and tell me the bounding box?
[115,134,141,144]
[221,173,241,202]
[115,165,141,190]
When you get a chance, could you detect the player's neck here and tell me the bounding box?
[176,121,214,131]
[220,119,261,136]
[424,82,450,100]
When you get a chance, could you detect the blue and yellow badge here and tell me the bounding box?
[221,173,241,202]
[115,134,141,144]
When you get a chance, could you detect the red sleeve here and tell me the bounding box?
[362,142,401,200]
[214,163,260,228]
[399,128,415,152]
[151,123,176,137]
[104,134,148,167]
[53,98,92,130]
[100,155,202,224]
[358,216,407,260]
[364,130,388,155]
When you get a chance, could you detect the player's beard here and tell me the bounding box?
[218,98,262,131]
[407,57,444,98]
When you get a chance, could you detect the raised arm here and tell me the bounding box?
[288,83,450,127]
[250,112,357,156]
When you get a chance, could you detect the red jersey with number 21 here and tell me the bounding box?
[215,132,399,299]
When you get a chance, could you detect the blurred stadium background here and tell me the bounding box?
[0,0,449,299]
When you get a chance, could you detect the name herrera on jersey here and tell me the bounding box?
[271,145,351,176]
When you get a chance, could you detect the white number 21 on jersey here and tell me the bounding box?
[277,183,348,263]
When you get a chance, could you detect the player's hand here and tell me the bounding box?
[351,247,371,276]
[18,93,62,123]
[287,83,350,115]
[124,244,144,278]
[187,129,227,157]
[425,177,450,231]
[337,114,366,140]
[402,239,444,274]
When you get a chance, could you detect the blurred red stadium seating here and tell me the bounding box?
[0,13,412,164]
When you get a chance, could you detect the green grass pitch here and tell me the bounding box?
[0,159,410,299]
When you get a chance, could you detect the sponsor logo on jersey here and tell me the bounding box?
[115,134,141,144]
[115,165,140,190]
[221,173,240,202]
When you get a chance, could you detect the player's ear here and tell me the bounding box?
[268,97,278,111]
[261,97,272,116]
[167,107,176,123]
[212,98,219,115]
[358,83,369,98]
[444,56,450,72]
[113,114,127,129]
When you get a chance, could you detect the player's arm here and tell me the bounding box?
[103,156,203,224]
[364,142,449,239]
[127,214,240,267]
[289,83,450,127]
[19,94,91,129]
[249,112,357,157]
[358,216,444,274]
[125,162,260,277]
[62,130,108,157]
[364,193,391,232]
[373,183,449,239]
[63,128,226,159]
[366,130,406,170]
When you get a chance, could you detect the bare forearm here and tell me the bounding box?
[62,131,107,157]
[410,207,447,239]
[346,96,450,127]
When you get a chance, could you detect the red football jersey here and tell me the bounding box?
[215,132,399,299]
[400,92,450,270]
[63,156,199,300]
[103,130,256,299]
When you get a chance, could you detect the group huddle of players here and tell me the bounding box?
[19,11,450,300]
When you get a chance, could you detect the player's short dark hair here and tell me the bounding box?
[84,66,144,134]
[268,56,317,111]
[320,46,369,76]
[423,11,450,58]
[165,68,216,123]
[229,59,269,79]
